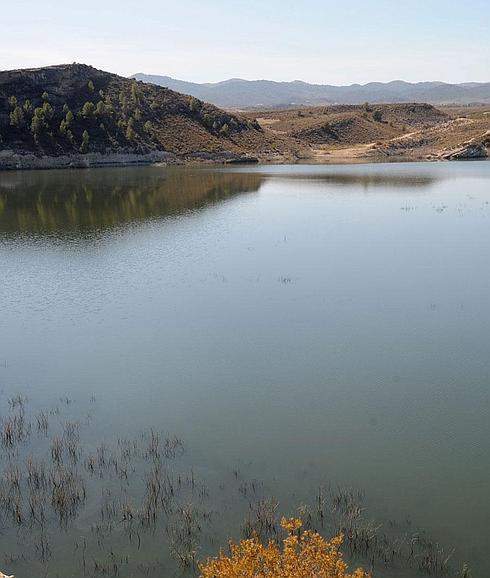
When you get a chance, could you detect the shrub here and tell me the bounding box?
[95,101,106,116]
[372,109,383,122]
[199,518,370,578]
[189,97,201,113]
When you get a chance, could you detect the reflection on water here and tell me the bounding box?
[0,168,263,233]
[249,172,439,189]
[0,162,489,578]
[0,164,455,235]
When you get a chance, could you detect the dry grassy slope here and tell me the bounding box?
[246,103,489,160]
[371,117,490,158]
[247,103,449,146]
[0,64,286,159]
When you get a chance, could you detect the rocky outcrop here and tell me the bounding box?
[0,149,174,170]
[441,142,488,160]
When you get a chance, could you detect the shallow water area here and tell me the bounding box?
[1,161,489,577]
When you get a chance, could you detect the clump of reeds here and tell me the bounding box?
[50,466,86,527]
[241,497,278,541]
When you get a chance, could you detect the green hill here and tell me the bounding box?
[0,64,275,166]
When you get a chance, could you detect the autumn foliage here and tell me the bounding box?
[199,517,370,578]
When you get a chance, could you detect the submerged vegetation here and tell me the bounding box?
[0,390,470,578]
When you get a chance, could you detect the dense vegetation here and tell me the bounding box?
[0,64,263,157]
[199,517,369,578]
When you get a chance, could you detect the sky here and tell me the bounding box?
[1,0,489,84]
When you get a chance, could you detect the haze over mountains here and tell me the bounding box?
[131,74,490,109]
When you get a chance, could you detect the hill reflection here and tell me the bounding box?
[0,168,263,234]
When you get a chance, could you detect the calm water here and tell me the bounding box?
[0,162,489,577]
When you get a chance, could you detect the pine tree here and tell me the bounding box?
[130,81,139,104]
[23,99,33,115]
[31,107,47,142]
[10,106,25,128]
[82,102,95,118]
[126,118,136,140]
[42,102,54,121]
[80,130,90,153]
[119,93,129,115]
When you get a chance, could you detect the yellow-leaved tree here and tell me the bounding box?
[199,517,370,578]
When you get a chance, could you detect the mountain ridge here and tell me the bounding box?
[131,74,490,108]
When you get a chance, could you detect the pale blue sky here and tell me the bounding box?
[1,0,489,83]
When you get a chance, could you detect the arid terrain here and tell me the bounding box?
[0,64,489,169]
[0,64,290,169]
[246,103,490,163]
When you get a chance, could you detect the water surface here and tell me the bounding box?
[0,162,489,577]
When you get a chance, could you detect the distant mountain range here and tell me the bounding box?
[131,74,490,108]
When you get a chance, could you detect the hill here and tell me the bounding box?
[249,103,449,146]
[131,74,490,109]
[0,64,488,169]
[245,103,489,162]
[0,64,287,169]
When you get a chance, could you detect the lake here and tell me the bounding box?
[0,162,489,578]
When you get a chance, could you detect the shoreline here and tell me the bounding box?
[0,149,262,172]
[0,144,488,172]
